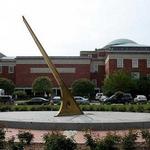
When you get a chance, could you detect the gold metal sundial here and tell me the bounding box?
[22,16,83,116]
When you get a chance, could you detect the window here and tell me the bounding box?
[117,58,123,68]
[131,72,140,79]
[132,59,138,68]
[8,66,14,73]
[0,65,2,73]
[147,59,150,68]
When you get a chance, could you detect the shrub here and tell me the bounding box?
[117,105,127,112]
[98,105,106,111]
[84,132,96,150]
[136,105,144,112]
[95,133,121,150]
[128,105,135,112]
[110,105,118,111]
[141,129,150,147]
[0,105,12,112]
[0,128,5,149]
[18,131,34,145]
[43,131,77,150]
[85,131,121,150]
[121,130,138,150]
[7,136,24,150]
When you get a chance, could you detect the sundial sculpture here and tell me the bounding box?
[22,16,83,116]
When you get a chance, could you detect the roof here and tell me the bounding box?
[0,53,6,58]
[108,39,137,46]
[103,39,150,49]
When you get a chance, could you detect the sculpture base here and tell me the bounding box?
[0,111,150,130]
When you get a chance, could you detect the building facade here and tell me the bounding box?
[0,39,150,95]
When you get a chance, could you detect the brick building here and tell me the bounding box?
[0,39,150,95]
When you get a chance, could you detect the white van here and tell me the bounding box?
[0,89,4,96]
[95,93,103,100]
[95,93,107,102]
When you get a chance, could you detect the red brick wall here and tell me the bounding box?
[15,64,90,88]
[0,66,16,84]
[108,59,150,76]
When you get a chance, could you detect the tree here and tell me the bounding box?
[136,77,150,97]
[71,78,95,98]
[32,76,53,97]
[0,78,15,95]
[102,70,136,96]
[13,90,27,100]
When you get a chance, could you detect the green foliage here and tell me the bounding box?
[136,77,150,96]
[102,70,136,96]
[1,103,150,113]
[0,78,15,95]
[97,133,121,150]
[71,78,95,98]
[128,105,136,112]
[85,132,121,150]
[13,90,27,100]
[121,130,138,150]
[0,128,5,149]
[7,136,24,150]
[84,132,96,150]
[18,131,34,145]
[43,131,77,150]
[141,129,150,147]
[32,76,53,96]
[136,104,144,112]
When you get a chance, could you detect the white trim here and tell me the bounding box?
[30,67,76,73]
[107,54,150,59]
[16,59,90,64]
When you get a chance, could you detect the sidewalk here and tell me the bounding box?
[4,128,145,144]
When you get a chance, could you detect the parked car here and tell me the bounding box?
[51,96,61,104]
[104,92,133,104]
[74,96,89,104]
[95,93,104,100]
[134,95,147,103]
[17,97,49,105]
[99,95,108,102]
[0,95,14,104]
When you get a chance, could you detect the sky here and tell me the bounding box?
[0,0,150,56]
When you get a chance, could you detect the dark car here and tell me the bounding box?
[104,92,133,104]
[0,95,14,104]
[18,97,49,105]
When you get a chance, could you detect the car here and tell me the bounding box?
[95,93,104,100]
[134,95,147,103]
[99,95,108,102]
[104,92,133,104]
[74,96,89,104]
[17,97,49,105]
[51,96,61,104]
[0,95,14,104]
